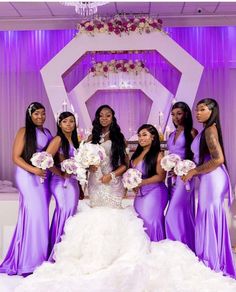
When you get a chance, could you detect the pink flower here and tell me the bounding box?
[97,23,104,29]
[108,26,114,32]
[130,24,137,31]
[87,25,94,31]
[103,66,108,72]
[129,64,135,69]
[91,67,95,72]
[158,18,163,24]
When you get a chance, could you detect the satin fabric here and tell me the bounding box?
[165,130,195,251]
[133,161,168,241]
[48,145,80,261]
[191,131,236,278]
[0,128,52,275]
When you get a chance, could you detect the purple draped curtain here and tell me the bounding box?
[0,26,236,188]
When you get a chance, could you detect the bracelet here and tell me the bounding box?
[110,172,116,181]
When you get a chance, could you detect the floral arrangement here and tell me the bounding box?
[173,160,196,177]
[77,15,163,37]
[61,158,87,188]
[122,168,142,190]
[174,160,196,191]
[90,59,148,77]
[160,154,181,172]
[30,151,54,183]
[74,141,107,169]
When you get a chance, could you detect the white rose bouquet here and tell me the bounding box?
[30,151,54,183]
[61,158,87,188]
[174,160,196,191]
[122,168,142,191]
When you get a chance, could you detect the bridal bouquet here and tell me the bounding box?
[74,141,107,169]
[174,160,196,191]
[122,168,142,190]
[61,158,87,188]
[30,151,54,183]
[160,154,181,172]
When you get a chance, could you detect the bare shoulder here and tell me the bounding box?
[205,124,218,137]
[157,151,164,161]
[191,128,198,138]
[87,134,92,142]
[52,135,62,143]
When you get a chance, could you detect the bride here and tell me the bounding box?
[15,105,236,292]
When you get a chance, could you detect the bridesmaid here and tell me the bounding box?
[0,102,52,276]
[132,124,168,241]
[183,98,236,277]
[165,102,198,251]
[46,111,80,261]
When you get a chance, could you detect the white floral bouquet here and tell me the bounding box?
[122,168,142,191]
[61,158,87,188]
[30,151,54,183]
[173,159,196,191]
[74,141,107,169]
[160,154,181,172]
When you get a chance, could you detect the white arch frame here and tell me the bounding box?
[40,31,204,131]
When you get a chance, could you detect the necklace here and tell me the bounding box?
[99,131,110,143]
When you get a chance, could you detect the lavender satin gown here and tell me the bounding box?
[48,145,80,260]
[133,161,168,241]
[192,131,236,278]
[165,131,195,251]
[0,128,52,275]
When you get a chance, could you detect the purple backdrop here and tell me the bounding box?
[0,27,236,188]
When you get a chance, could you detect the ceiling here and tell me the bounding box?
[0,2,236,31]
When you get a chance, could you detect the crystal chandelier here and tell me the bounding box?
[62,2,108,17]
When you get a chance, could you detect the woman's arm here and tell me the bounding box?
[141,151,166,186]
[182,125,224,182]
[46,136,64,176]
[12,128,46,177]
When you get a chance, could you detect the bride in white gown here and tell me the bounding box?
[15,106,236,292]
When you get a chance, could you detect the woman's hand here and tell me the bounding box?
[89,165,98,172]
[100,174,112,184]
[61,172,71,179]
[34,167,47,179]
[133,187,140,194]
[182,169,197,183]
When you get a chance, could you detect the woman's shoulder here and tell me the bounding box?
[16,127,26,138]
[191,128,198,138]
[51,135,62,145]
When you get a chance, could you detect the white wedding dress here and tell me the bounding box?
[15,141,236,292]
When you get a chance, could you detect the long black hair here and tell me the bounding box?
[22,102,45,164]
[171,101,194,160]
[57,111,80,159]
[91,105,126,170]
[131,124,161,177]
[198,98,226,166]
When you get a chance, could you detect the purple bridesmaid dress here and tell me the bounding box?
[191,131,236,278]
[48,145,80,261]
[165,131,195,251]
[133,161,168,241]
[0,128,52,275]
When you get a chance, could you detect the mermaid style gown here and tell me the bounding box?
[0,128,52,275]
[133,161,169,241]
[191,131,236,278]
[15,140,236,292]
[165,130,195,251]
[48,145,80,260]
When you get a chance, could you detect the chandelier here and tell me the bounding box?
[62,2,108,17]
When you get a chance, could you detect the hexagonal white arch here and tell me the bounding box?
[69,71,173,130]
[41,31,204,131]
